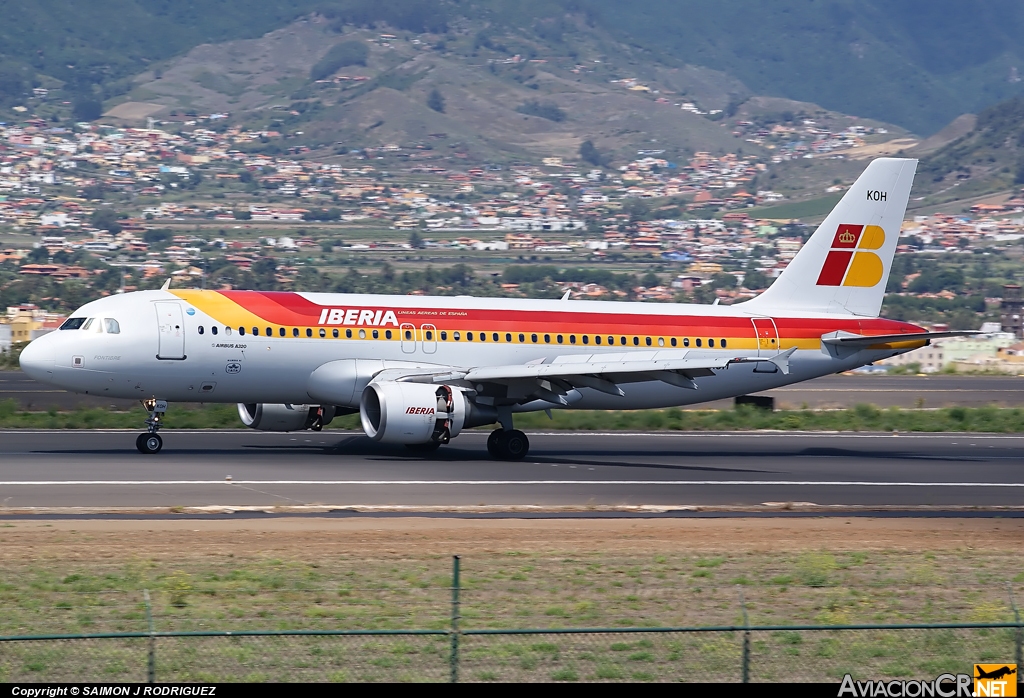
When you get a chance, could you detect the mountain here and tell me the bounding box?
[4,1,1024,135]
[915,98,1024,201]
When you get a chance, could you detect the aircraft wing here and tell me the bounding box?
[373,348,796,405]
[821,330,980,347]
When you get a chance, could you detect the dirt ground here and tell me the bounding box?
[1,517,1021,560]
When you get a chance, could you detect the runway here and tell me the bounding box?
[0,430,1022,511]
[3,371,1024,410]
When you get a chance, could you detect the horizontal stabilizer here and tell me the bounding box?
[821,330,980,347]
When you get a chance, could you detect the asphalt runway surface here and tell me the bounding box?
[1,430,1022,511]
[3,371,1024,410]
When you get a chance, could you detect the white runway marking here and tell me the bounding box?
[0,480,1020,487]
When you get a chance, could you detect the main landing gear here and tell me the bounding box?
[487,428,530,461]
[136,399,167,454]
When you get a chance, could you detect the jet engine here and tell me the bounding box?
[237,403,337,432]
[359,382,470,444]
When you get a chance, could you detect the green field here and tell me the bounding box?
[3,399,1024,433]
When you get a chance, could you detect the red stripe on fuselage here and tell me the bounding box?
[211,291,921,339]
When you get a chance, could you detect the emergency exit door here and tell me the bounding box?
[155,302,186,360]
[751,317,779,356]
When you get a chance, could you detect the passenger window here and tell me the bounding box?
[212,326,218,336]
[493,333,499,342]
[319,328,326,338]
[569,335,576,345]
[619,336,626,345]
[608,336,614,345]
[646,337,652,346]
[696,338,702,347]
[583,335,589,345]
[279,327,285,337]
[595,336,601,345]
[683,338,689,347]
[333,329,339,338]
[454,331,461,340]
[427,330,434,340]
[633,337,639,346]
[60,318,87,330]
[252,327,258,336]
[670,337,677,347]
[306,328,312,337]
[531,334,538,343]
[441,331,448,341]
[467,332,474,341]
[709,338,715,348]
[658,337,664,347]
[266,327,271,337]
[721,339,727,348]
[346,329,352,338]
[238,327,245,336]
[505,333,511,342]
[386,329,393,339]
[372,329,379,339]
[358,329,366,339]
[225,327,232,336]
[480,332,486,342]
[198,326,205,335]
[544,334,550,343]
[405,330,412,340]
[557,335,563,344]
[518,333,524,342]
[292,328,299,337]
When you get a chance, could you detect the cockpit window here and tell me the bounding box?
[60,318,87,330]
[81,318,95,330]
[103,318,120,335]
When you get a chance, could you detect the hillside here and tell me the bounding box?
[913,98,1024,204]
[4,1,1024,135]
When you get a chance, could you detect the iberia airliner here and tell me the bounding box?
[19,158,968,458]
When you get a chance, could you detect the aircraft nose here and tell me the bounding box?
[19,335,55,384]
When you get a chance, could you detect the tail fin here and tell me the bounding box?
[740,157,917,317]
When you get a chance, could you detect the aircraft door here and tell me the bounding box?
[751,317,779,357]
[400,323,416,354]
[421,324,437,354]
[155,302,186,360]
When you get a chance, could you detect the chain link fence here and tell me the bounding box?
[1,558,1021,682]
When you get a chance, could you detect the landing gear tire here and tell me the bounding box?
[487,429,529,460]
[136,433,163,454]
[502,430,530,460]
[487,429,506,458]
[405,441,442,453]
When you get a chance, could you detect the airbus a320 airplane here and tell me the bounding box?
[19,158,968,458]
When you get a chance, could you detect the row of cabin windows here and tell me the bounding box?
[195,324,727,348]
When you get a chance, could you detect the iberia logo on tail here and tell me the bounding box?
[815,224,886,287]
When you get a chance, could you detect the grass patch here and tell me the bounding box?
[4,400,1024,433]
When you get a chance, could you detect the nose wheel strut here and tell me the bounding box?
[137,399,167,454]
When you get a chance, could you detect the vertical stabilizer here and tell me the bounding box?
[740,157,917,317]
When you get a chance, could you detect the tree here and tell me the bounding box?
[743,270,769,290]
[579,140,606,167]
[310,41,369,81]
[233,210,252,220]
[427,88,446,113]
[409,230,425,249]
[89,208,122,234]
[72,97,103,122]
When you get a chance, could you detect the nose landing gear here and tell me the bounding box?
[136,399,167,454]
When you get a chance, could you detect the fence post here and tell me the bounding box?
[738,586,750,683]
[143,589,155,684]
[1010,583,1023,684]
[450,555,461,684]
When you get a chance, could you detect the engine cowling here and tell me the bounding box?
[359,382,468,444]
[238,403,336,432]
